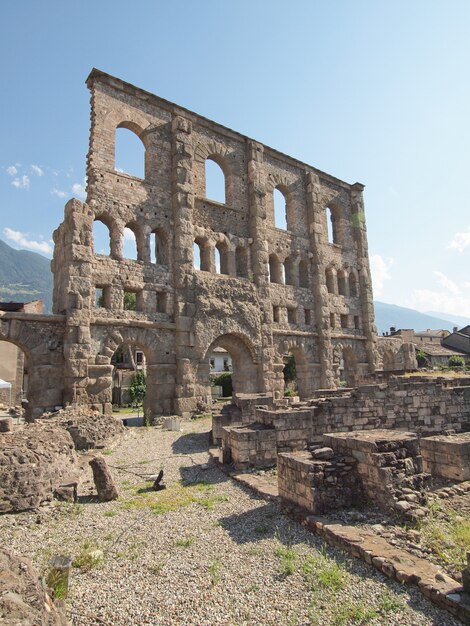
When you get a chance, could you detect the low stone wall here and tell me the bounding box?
[279,430,430,517]
[221,423,276,469]
[421,433,470,481]
[0,423,78,513]
[278,449,360,514]
[323,430,430,513]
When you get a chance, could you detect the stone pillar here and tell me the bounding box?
[246,140,274,395]
[171,115,198,415]
[305,171,335,389]
[350,183,378,375]
[58,199,95,407]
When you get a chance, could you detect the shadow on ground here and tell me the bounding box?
[172,430,210,454]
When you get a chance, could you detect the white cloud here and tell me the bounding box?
[448,227,470,253]
[6,165,17,176]
[51,188,68,199]
[31,164,43,176]
[433,270,459,295]
[11,175,30,189]
[369,254,394,297]
[72,179,86,199]
[3,227,52,255]
[407,269,470,318]
[123,227,136,241]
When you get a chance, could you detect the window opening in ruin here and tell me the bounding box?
[273,305,281,323]
[326,207,338,244]
[115,126,144,179]
[215,246,221,274]
[326,268,336,294]
[123,291,137,311]
[298,260,309,288]
[284,256,295,286]
[349,272,358,297]
[205,158,225,204]
[304,308,311,325]
[235,246,249,278]
[354,315,360,330]
[93,219,112,256]
[269,254,284,284]
[193,239,211,272]
[287,307,297,324]
[156,291,167,314]
[152,229,168,266]
[330,313,336,328]
[338,272,348,296]
[95,287,105,308]
[0,340,28,410]
[123,226,138,260]
[273,187,287,230]
[340,314,348,329]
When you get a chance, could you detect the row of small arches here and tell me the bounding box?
[93,218,169,265]
[325,267,358,297]
[114,127,341,242]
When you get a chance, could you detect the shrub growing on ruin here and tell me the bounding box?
[212,372,232,397]
[448,355,465,367]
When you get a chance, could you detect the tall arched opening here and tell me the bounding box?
[0,339,28,410]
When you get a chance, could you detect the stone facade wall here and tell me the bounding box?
[0,69,410,419]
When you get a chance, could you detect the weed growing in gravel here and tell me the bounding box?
[149,561,165,575]
[46,567,69,600]
[176,536,195,548]
[302,552,348,592]
[416,498,470,575]
[208,558,222,585]
[120,480,228,515]
[376,589,405,614]
[103,510,118,518]
[275,545,298,576]
[330,599,377,625]
[102,449,113,455]
[72,540,103,571]
[255,524,271,535]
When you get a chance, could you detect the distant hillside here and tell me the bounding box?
[0,239,53,312]
[425,310,470,328]
[374,301,459,335]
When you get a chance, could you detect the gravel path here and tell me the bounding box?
[1,418,463,626]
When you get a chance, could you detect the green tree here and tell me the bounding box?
[213,372,233,397]
[283,354,297,384]
[416,350,429,368]
[124,291,137,311]
[129,371,146,408]
[448,355,465,367]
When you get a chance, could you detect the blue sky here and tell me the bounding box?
[1,0,469,318]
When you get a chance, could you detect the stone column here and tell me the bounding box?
[171,115,197,416]
[305,171,335,389]
[246,140,275,395]
[350,183,378,375]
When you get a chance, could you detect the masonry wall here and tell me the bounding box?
[46,68,394,417]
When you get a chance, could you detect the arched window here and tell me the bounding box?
[273,187,288,230]
[338,271,348,296]
[115,126,145,179]
[123,225,139,260]
[269,254,284,284]
[205,157,225,203]
[298,260,309,288]
[326,268,336,294]
[326,207,338,244]
[150,229,168,266]
[193,239,211,272]
[349,272,358,297]
[235,246,249,278]
[93,219,112,256]
[284,256,295,286]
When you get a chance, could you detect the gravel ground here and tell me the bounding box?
[0,418,463,626]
